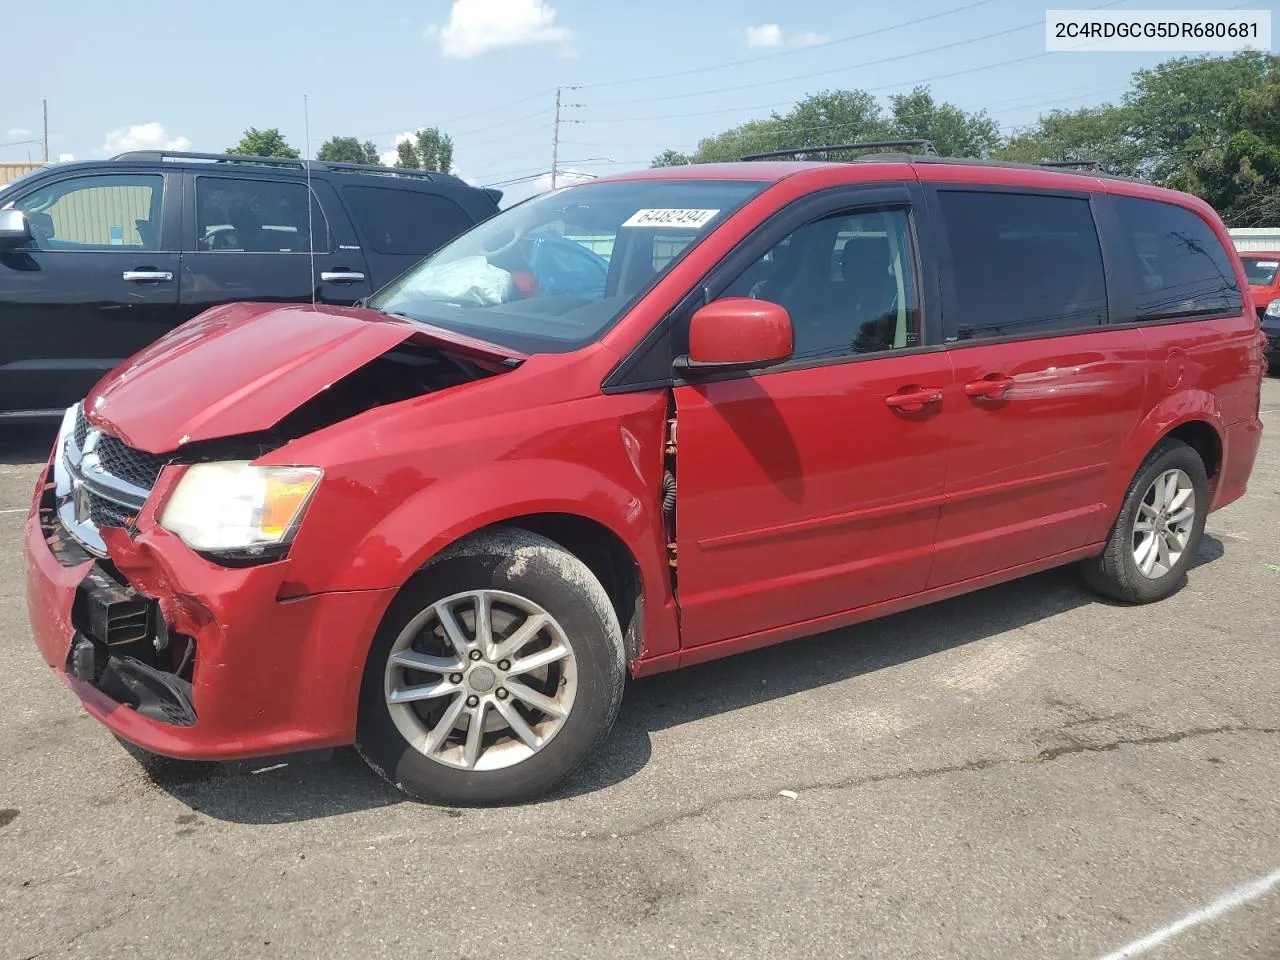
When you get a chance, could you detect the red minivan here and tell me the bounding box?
[25,152,1265,804]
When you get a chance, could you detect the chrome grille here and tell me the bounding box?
[54,404,166,556]
[96,436,166,489]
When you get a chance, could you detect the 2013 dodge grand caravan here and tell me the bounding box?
[25,149,1265,804]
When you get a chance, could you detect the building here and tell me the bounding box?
[1230,228,1280,252]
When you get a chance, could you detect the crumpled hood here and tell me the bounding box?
[85,302,523,454]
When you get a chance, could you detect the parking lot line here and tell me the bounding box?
[1096,865,1280,959]
[0,507,26,514]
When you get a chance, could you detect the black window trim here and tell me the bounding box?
[1093,193,1245,330]
[340,182,474,258]
[7,170,176,254]
[602,182,939,393]
[924,182,1115,352]
[189,171,333,255]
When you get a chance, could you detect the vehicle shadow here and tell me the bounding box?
[0,424,57,466]
[134,537,1227,823]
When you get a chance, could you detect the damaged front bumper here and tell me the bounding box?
[25,460,396,761]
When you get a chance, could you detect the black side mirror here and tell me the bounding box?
[0,209,32,249]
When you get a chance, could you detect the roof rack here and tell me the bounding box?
[1037,159,1102,171]
[110,150,459,182]
[741,139,939,161]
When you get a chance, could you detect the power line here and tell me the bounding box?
[573,0,1001,90]
[588,20,1044,109]
[356,87,556,141]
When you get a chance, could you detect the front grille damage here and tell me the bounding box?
[66,559,198,727]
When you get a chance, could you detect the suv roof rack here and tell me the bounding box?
[733,143,1144,184]
[110,150,461,183]
[741,139,939,161]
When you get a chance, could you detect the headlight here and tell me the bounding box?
[160,461,322,553]
[1266,299,1280,319]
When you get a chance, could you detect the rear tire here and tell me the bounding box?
[355,527,626,805]
[1080,439,1208,604]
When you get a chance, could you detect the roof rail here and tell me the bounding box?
[111,150,466,183]
[1038,159,1102,171]
[323,161,449,182]
[112,150,313,168]
[741,139,939,161]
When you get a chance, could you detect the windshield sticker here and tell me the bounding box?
[622,208,720,229]
[1254,261,1278,269]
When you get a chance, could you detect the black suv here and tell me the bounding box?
[0,150,501,422]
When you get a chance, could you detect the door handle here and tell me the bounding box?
[122,270,173,282]
[963,374,1015,399]
[884,387,943,413]
[320,270,366,283]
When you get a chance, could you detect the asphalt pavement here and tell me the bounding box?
[1,382,1277,960]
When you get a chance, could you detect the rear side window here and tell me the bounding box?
[343,186,475,256]
[1110,196,1242,322]
[194,176,329,253]
[938,191,1108,341]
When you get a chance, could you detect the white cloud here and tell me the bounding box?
[101,122,191,155]
[744,24,782,48]
[6,127,32,141]
[430,0,572,58]
[791,31,830,47]
[743,24,829,48]
[57,153,75,163]
[379,130,418,167]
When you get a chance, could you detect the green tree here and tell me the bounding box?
[994,105,1139,176]
[688,90,890,162]
[1122,51,1275,180]
[1167,68,1280,226]
[225,127,300,158]
[888,86,1000,159]
[393,127,454,173]
[650,149,692,167]
[317,136,380,164]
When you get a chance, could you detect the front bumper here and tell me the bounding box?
[25,463,396,761]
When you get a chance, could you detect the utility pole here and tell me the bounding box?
[550,88,561,191]
[42,99,48,162]
[549,87,582,191]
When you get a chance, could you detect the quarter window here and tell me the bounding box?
[343,186,474,256]
[721,208,921,361]
[194,177,328,253]
[938,191,1108,341]
[1110,196,1243,321]
[14,174,163,250]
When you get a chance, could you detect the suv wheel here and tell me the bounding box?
[355,528,626,805]
[1080,438,1209,604]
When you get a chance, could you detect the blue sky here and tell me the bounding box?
[4,0,1274,202]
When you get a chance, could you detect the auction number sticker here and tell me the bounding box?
[622,209,720,229]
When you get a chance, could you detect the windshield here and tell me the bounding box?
[1242,257,1279,286]
[368,178,766,353]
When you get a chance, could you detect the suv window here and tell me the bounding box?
[1243,258,1278,286]
[343,186,474,256]
[194,176,328,253]
[14,174,163,250]
[1111,197,1242,321]
[722,208,920,361]
[938,191,1108,341]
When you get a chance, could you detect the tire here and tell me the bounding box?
[1080,438,1209,604]
[355,527,626,805]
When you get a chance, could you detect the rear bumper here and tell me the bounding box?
[1213,417,1263,512]
[25,474,396,761]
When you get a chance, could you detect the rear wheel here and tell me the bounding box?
[1080,439,1208,604]
[355,528,626,805]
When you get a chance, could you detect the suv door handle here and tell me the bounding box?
[884,387,943,413]
[122,270,173,282]
[963,374,1015,399]
[320,270,366,283]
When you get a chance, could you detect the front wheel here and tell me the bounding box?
[1080,438,1209,604]
[355,528,626,805]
